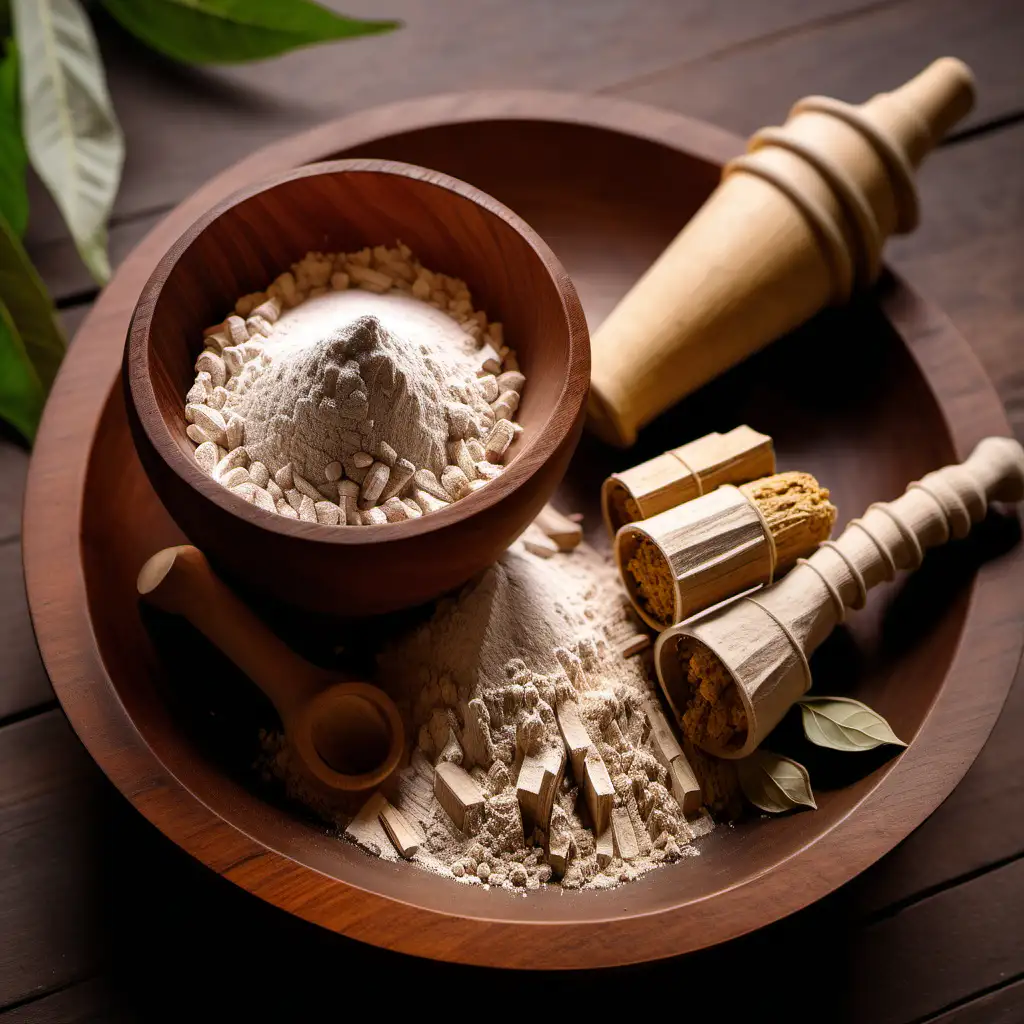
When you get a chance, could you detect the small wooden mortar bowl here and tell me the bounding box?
[124,159,589,616]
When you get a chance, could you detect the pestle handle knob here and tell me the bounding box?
[908,435,1024,544]
[137,545,325,717]
[951,435,1024,505]
[873,57,976,159]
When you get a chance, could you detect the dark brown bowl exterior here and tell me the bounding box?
[125,160,589,616]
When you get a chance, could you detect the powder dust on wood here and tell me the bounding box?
[259,526,720,892]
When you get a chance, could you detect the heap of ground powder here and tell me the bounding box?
[182,245,524,526]
[260,533,721,891]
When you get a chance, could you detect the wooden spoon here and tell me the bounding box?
[137,545,404,793]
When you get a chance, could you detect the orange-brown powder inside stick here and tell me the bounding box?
[607,482,643,533]
[678,640,748,752]
[625,536,676,627]
[740,471,837,570]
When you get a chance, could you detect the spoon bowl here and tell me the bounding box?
[292,682,404,791]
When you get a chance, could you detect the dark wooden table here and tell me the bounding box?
[5,2,1023,1020]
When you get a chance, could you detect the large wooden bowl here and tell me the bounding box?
[24,93,1024,970]
[125,160,589,616]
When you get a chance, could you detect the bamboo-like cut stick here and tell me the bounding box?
[602,426,774,536]
[654,437,1024,758]
[616,472,836,630]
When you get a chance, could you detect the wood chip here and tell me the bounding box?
[378,800,422,858]
[668,755,703,816]
[611,807,640,861]
[547,830,572,876]
[434,762,485,833]
[624,789,652,856]
[344,792,397,860]
[516,743,565,834]
[583,752,615,836]
[555,700,614,834]
[618,633,651,658]
[555,700,593,778]
[644,698,685,768]
[534,504,583,550]
[521,523,560,558]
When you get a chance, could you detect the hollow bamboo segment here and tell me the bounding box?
[617,471,835,631]
[655,436,1024,758]
[588,58,976,447]
[617,486,773,631]
[601,425,774,536]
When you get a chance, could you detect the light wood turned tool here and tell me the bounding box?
[588,57,976,447]
[601,425,774,536]
[654,437,1024,759]
[137,545,404,793]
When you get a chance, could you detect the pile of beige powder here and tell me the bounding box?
[182,245,524,525]
[261,520,720,892]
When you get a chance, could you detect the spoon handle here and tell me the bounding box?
[137,544,323,717]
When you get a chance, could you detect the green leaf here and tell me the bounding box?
[799,696,908,752]
[100,0,399,65]
[0,210,66,391]
[13,0,124,283]
[0,38,27,236]
[0,296,45,441]
[737,749,817,814]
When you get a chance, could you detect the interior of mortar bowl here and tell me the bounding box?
[124,159,590,616]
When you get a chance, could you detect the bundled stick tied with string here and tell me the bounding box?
[653,437,1024,758]
[601,426,774,536]
[616,471,837,630]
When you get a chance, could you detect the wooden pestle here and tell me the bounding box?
[654,437,1024,758]
[137,545,404,793]
[588,58,976,447]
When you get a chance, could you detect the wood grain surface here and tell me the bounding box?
[4,1,1023,1018]
[21,91,1024,973]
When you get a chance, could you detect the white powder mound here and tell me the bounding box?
[182,245,524,526]
[382,548,567,698]
[230,294,492,483]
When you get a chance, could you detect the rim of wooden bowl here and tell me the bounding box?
[24,91,1024,969]
[125,157,590,547]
